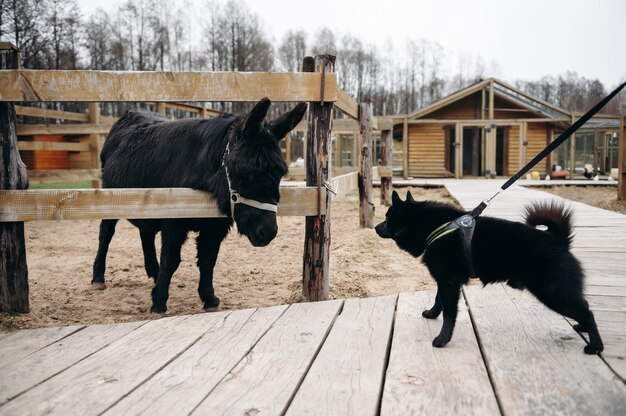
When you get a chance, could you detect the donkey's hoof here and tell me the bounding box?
[150,305,167,315]
[91,282,106,290]
[204,305,221,312]
[150,311,166,318]
[584,344,603,355]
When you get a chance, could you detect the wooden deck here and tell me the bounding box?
[1,180,625,415]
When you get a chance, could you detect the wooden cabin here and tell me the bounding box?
[394,78,622,179]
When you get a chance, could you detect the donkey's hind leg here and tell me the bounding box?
[92,219,119,289]
[140,229,159,282]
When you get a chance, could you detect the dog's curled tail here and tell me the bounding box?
[523,201,574,248]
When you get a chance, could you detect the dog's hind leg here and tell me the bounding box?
[531,289,604,354]
[432,281,462,348]
[422,291,442,319]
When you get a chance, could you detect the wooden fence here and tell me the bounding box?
[0,45,394,313]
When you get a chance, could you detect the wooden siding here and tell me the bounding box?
[19,135,69,170]
[526,122,550,174]
[407,124,447,177]
[427,94,480,120]
[508,125,521,171]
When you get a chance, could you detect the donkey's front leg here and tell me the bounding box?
[151,223,187,314]
[196,225,229,311]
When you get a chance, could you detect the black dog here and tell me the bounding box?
[375,191,603,354]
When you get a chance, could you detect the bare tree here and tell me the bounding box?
[277,30,306,72]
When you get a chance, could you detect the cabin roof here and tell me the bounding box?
[406,77,574,121]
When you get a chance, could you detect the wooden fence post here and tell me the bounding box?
[619,115,625,200]
[88,102,103,188]
[0,42,29,313]
[302,55,334,301]
[380,127,393,206]
[156,102,166,116]
[358,103,374,228]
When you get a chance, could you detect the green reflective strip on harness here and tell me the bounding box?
[424,214,477,277]
[425,221,453,248]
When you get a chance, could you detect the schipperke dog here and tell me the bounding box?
[375,190,603,354]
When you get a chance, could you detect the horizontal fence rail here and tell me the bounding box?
[0,187,325,221]
[0,70,338,103]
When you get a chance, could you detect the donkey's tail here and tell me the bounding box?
[523,201,574,248]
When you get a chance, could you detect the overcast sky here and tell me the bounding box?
[76,0,626,88]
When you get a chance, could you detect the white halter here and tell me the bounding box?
[222,142,278,217]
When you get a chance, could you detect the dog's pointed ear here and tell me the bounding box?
[392,190,401,205]
[406,191,415,202]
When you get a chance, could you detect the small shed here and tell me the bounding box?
[395,78,622,179]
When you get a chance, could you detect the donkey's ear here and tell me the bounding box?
[392,190,402,205]
[268,102,308,139]
[406,191,415,202]
[243,98,271,138]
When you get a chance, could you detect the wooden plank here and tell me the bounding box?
[464,284,626,415]
[106,306,287,416]
[16,123,111,136]
[381,291,500,416]
[18,141,91,152]
[164,102,221,117]
[0,321,146,404]
[0,186,324,221]
[287,296,396,416]
[0,70,337,103]
[336,88,359,119]
[15,105,89,122]
[0,314,225,415]
[0,325,82,369]
[330,171,358,200]
[27,168,100,184]
[192,300,343,415]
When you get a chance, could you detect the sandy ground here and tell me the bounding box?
[1,187,457,332]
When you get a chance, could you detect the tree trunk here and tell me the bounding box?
[0,43,29,313]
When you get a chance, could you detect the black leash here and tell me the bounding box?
[469,81,626,218]
[425,81,626,275]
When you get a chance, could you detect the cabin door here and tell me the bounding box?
[462,127,482,176]
[495,127,509,176]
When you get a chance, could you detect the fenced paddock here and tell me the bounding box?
[0,46,394,314]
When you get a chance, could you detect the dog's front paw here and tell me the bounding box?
[432,335,450,348]
[422,309,440,319]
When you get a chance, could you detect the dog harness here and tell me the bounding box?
[222,142,278,217]
[425,214,476,277]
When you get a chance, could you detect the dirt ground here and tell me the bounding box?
[1,187,456,332]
